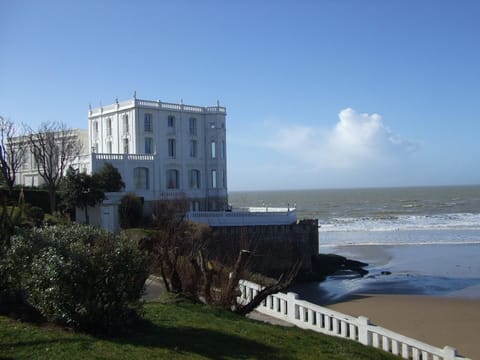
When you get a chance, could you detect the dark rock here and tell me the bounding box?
[310,253,369,281]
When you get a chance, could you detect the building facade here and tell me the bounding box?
[15,129,89,187]
[88,96,228,211]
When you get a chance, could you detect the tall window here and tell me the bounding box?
[106,118,112,136]
[168,115,175,129]
[211,169,217,189]
[221,140,225,159]
[23,151,30,169]
[123,114,129,134]
[166,169,179,189]
[106,141,112,153]
[93,121,98,138]
[144,113,152,132]
[189,169,201,189]
[189,117,197,135]
[168,138,176,158]
[123,138,129,154]
[189,140,197,158]
[211,141,216,159]
[145,137,153,154]
[134,167,149,190]
[222,170,226,188]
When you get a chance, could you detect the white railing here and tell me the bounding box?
[89,98,226,116]
[136,99,226,114]
[187,208,297,226]
[238,280,471,360]
[92,153,155,161]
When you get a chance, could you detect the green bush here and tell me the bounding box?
[43,212,70,226]
[10,224,148,332]
[26,206,44,226]
[119,193,143,229]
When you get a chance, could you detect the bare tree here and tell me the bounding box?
[0,116,26,196]
[25,121,83,213]
[149,199,302,315]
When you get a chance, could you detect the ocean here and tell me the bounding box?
[229,185,480,302]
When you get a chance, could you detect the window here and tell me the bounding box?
[189,117,197,135]
[189,169,201,189]
[145,137,153,154]
[168,138,176,158]
[106,118,112,136]
[221,141,225,159]
[222,170,226,188]
[144,113,152,132]
[211,141,216,159]
[106,141,112,153]
[123,138,129,154]
[23,151,30,169]
[122,114,129,134]
[166,169,179,189]
[189,140,197,158]
[93,121,98,137]
[168,115,175,129]
[211,169,217,188]
[134,167,149,190]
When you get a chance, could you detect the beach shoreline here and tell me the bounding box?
[299,243,480,359]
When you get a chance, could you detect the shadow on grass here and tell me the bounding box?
[109,320,287,360]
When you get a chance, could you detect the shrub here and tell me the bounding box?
[26,206,45,226]
[43,212,70,226]
[119,193,143,229]
[11,224,148,332]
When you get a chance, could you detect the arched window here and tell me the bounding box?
[166,169,179,189]
[134,167,149,190]
[189,169,201,189]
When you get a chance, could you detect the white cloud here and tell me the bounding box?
[266,108,418,171]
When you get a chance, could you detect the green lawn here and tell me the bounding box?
[0,301,398,359]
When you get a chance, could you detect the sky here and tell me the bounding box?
[1,0,479,191]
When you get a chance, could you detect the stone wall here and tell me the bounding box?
[209,219,319,278]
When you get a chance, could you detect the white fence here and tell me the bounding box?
[238,280,471,360]
[187,208,297,226]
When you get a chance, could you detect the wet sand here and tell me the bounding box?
[328,294,480,360]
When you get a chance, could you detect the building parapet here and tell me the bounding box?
[89,98,226,117]
[187,208,297,226]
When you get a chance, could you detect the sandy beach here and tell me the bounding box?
[328,294,480,360]
[314,244,480,359]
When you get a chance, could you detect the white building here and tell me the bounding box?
[88,96,228,212]
[15,129,89,187]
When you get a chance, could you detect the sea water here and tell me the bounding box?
[229,185,480,302]
[229,185,480,246]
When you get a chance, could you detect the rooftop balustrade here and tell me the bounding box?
[89,98,226,116]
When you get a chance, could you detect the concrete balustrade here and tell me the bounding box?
[187,208,297,226]
[89,98,226,116]
[238,280,471,360]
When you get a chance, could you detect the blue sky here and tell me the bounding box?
[1,0,479,190]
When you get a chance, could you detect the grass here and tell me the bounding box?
[0,300,398,359]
